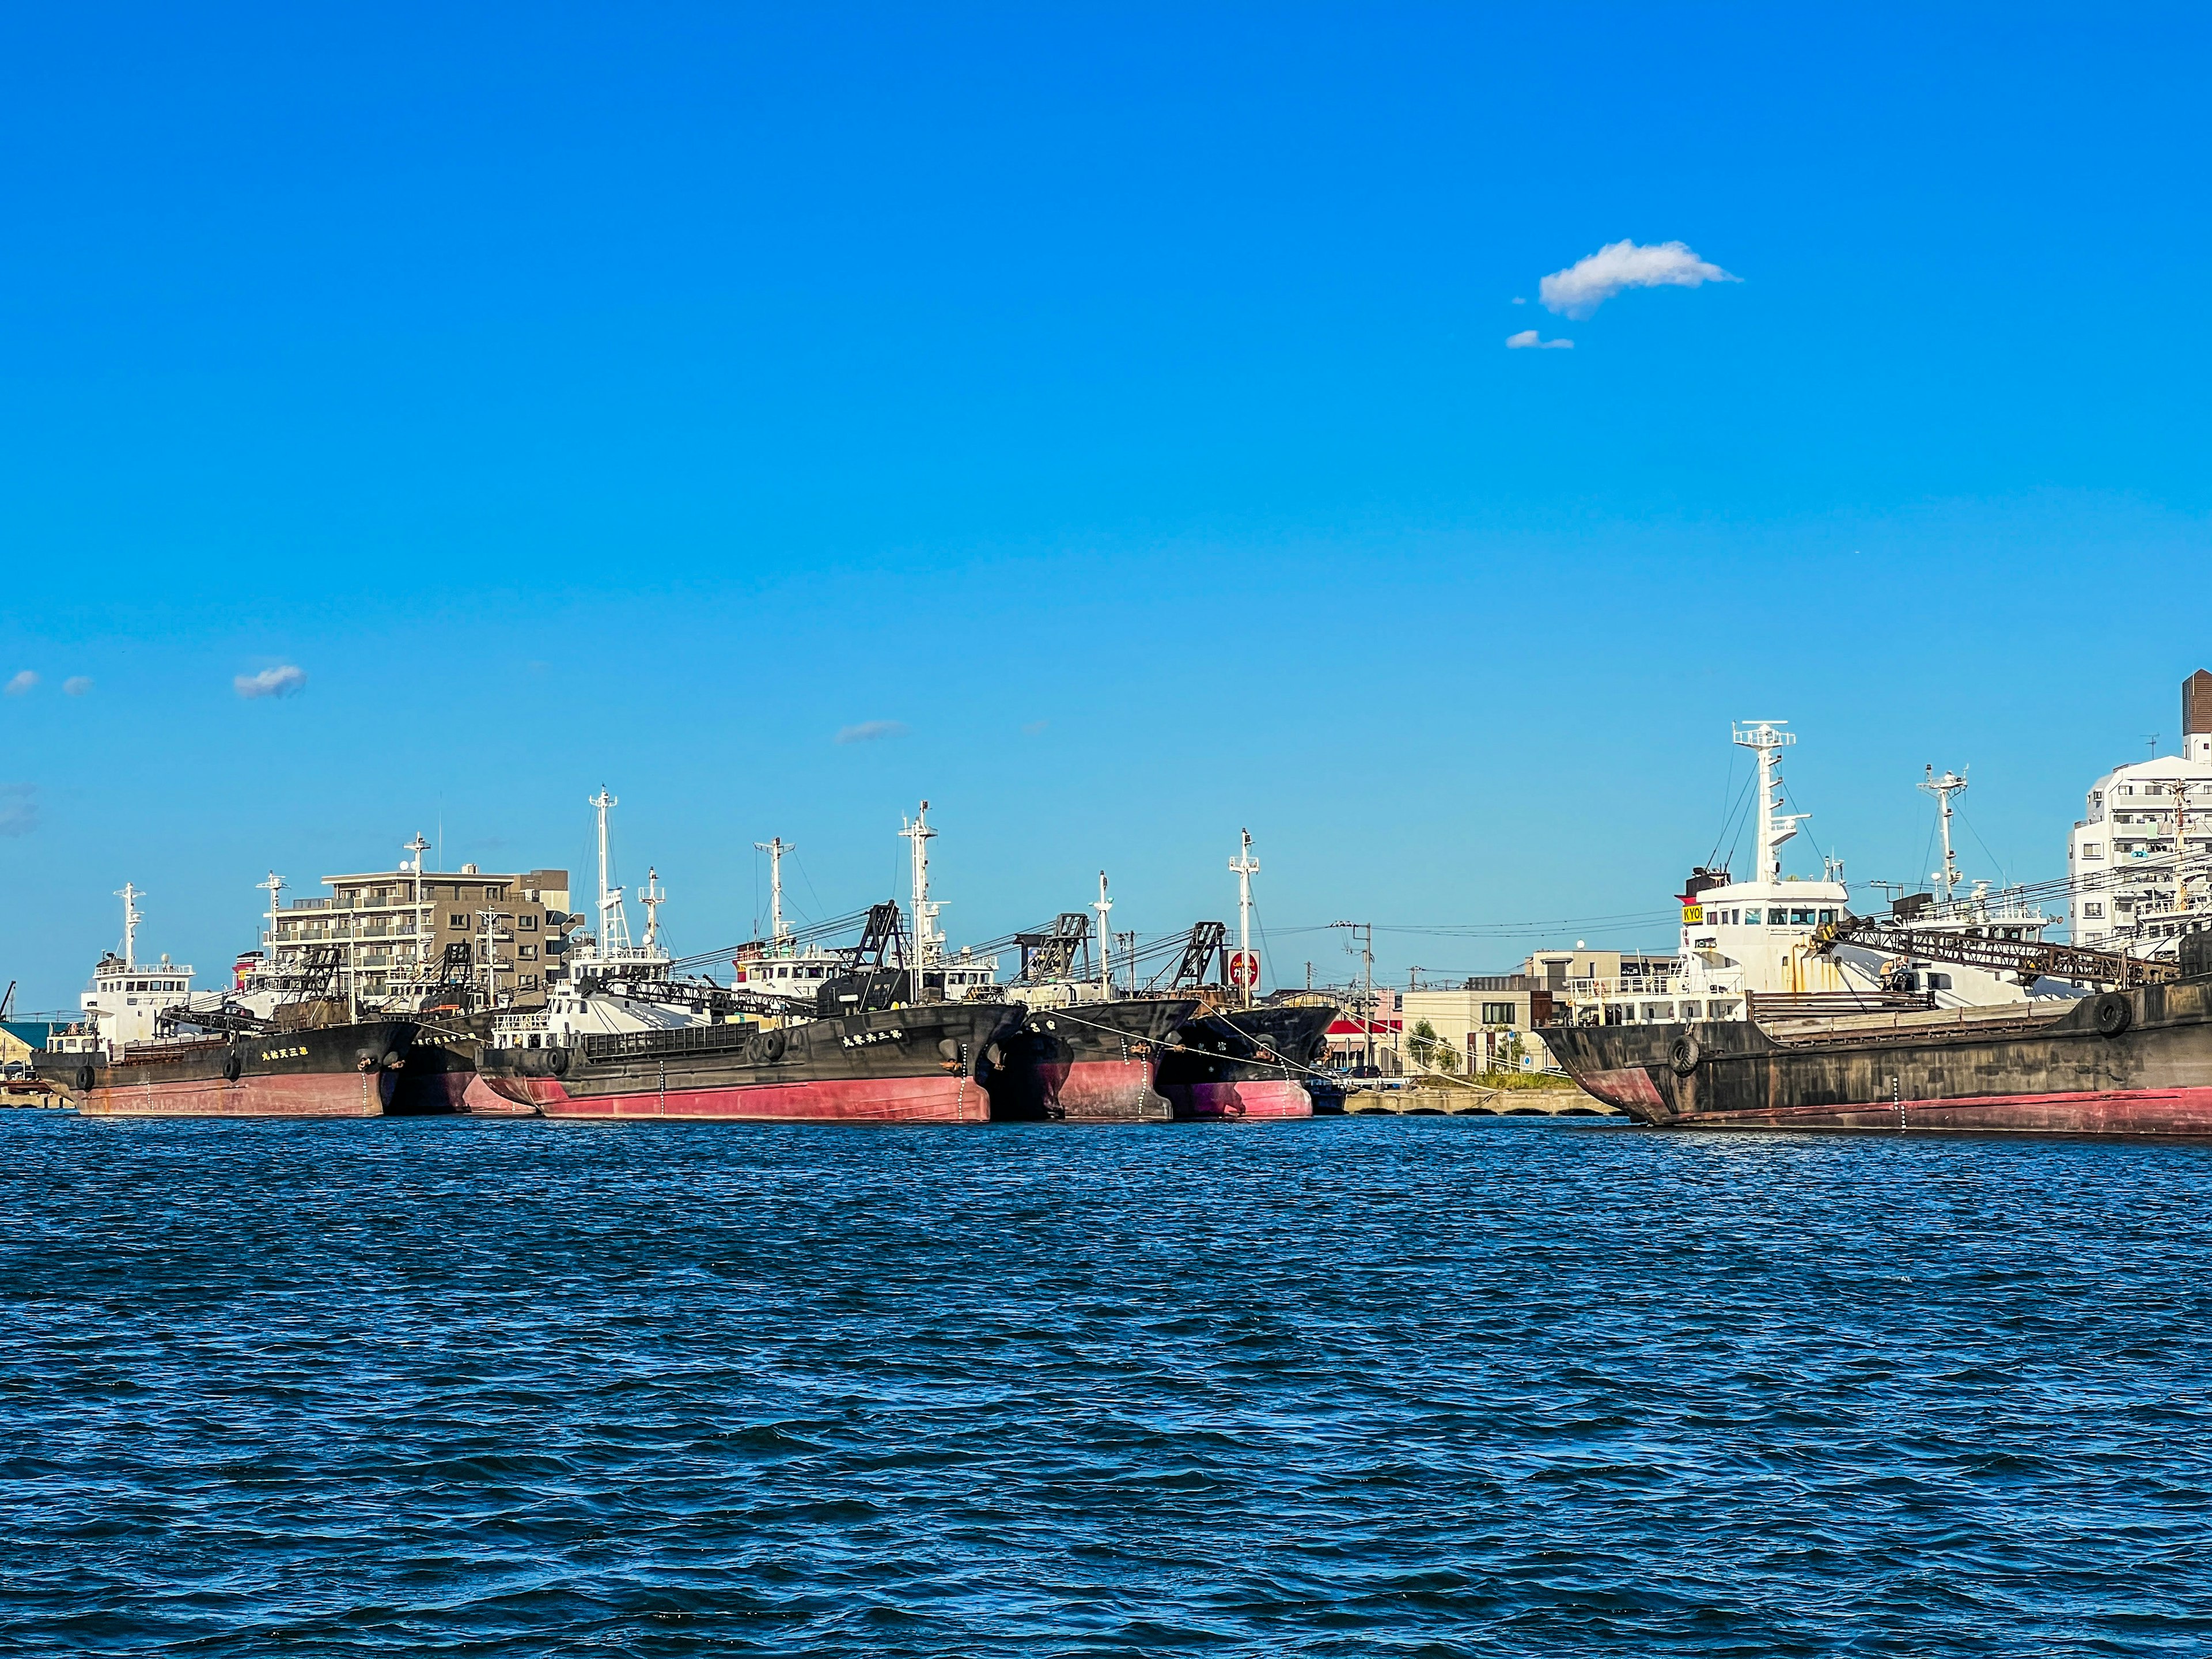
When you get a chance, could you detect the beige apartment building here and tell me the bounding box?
[262,865,573,1009]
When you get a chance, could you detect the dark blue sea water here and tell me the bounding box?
[3,1115,2209,1657]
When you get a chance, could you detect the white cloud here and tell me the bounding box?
[1506,329,1573,350]
[63,676,93,696]
[235,664,308,699]
[5,671,36,696]
[835,719,907,745]
[0,783,37,838]
[1021,719,1048,736]
[1539,239,1738,319]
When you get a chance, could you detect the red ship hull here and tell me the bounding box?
[482,1071,990,1123]
[38,1021,419,1119]
[1160,1078,1313,1120]
[78,1069,400,1118]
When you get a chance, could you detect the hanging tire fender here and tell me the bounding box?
[225,1049,245,1082]
[2093,993,2132,1037]
[1668,1033,1703,1076]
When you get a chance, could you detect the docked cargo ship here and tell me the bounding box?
[33,885,425,1117]
[1546,945,2212,1135]
[1544,713,2212,1136]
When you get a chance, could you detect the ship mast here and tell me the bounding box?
[403,832,429,989]
[1229,828,1260,1008]
[116,882,143,968]
[1732,721,1805,885]
[1093,870,1113,997]
[900,801,941,968]
[257,872,285,969]
[640,867,665,953]
[589,788,631,955]
[754,836,793,946]
[1919,766,1968,904]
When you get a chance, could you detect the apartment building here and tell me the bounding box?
[263,865,574,1009]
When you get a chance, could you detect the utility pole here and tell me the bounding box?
[1330,919,1374,1071]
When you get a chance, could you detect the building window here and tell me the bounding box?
[520,975,539,990]
[2083,843,2103,859]
[1480,1002,1517,1025]
[518,945,537,960]
[450,914,467,928]
[519,914,537,931]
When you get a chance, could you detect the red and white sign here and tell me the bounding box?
[1226,950,1260,988]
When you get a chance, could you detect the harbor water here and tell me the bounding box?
[3,1115,2209,1656]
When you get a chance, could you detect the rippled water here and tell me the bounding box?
[3,1115,2210,1656]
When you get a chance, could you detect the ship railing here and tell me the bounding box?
[581,1021,761,1063]
[1559,975,1735,999]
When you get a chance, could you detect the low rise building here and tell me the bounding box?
[2069,671,2212,948]
[263,865,574,1009]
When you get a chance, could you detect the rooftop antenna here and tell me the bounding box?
[1230,828,1260,1008]
[116,882,143,968]
[640,867,665,953]
[1093,872,1113,997]
[1732,721,1806,884]
[1919,766,1969,903]
[755,837,793,945]
[900,801,942,968]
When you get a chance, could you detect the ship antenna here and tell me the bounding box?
[1093,871,1113,997]
[1918,765,1969,904]
[403,833,429,994]
[754,837,793,946]
[116,882,143,968]
[899,801,941,968]
[1229,828,1260,1008]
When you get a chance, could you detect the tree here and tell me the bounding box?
[1407,1017,1439,1070]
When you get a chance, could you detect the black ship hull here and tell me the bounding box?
[1541,976,2212,1136]
[34,1021,423,1118]
[475,1001,1023,1122]
[1157,1003,1335,1120]
[987,998,1200,1121]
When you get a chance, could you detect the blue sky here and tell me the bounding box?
[3,5,2209,1008]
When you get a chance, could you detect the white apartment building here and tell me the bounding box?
[2069,671,2212,947]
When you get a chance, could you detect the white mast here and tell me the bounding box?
[589,788,631,955]
[1093,870,1113,997]
[755,836,792,945]
[1919,766,1968,903]
[1229,828,1260,1007]
[257,872,285,975]
[640,867,665,952]
[899,801,941,967]
[116,882,143,968]
[1733,721,1806,885]
[403,832,429,987]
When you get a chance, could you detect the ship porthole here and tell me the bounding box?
[1668,1034,1703,1075]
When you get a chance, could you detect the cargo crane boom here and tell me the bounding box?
[1809,915,2180,988]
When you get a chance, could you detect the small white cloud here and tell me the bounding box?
[5,671,37,696]
[1511,296,1527,305]
[1539,239,1738,319]
[834,719,907,745]
[235,664,308,699]
[0,782,37,838]
[1506,329,1573,350]
[63,676,93,696]
[1021,719,1048,736]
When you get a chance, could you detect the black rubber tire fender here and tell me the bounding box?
[1668,1033,1703,1076]
[547,1046,570,1077]
[224,1050,245,1082]
[2093,992,2132,1037]
[75,1063,95,1093]
[756,1028,788,1064]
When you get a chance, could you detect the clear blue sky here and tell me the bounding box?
[3,5,2208,1009]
